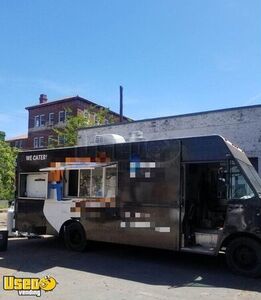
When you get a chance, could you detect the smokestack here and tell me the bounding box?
[119,86,123,122]
[39,94,48,104]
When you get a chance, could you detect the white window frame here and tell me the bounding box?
[40,114,45,127]
[65,110,70,121]
[48,135,54,146]
[58,135,65,145]
[59,111,65,123]
[49,112,54,125]
[33,137,39,148]
[39,136,44,148]
[34,115,40,127]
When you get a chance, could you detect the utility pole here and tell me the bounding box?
[120,85,123,122]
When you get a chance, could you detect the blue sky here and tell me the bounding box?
[0,0,261,138]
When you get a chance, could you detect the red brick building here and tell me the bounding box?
[7,134,28,149]
[8,94,130,149]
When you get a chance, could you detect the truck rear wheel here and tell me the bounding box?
[226,237,261,277]
[64,222,87,252]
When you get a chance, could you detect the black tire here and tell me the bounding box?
[226,237,261,277]
[64,222,87,252]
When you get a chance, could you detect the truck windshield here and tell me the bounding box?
[224,140,261,199]
[236,159,261,198]
[230,161,255,199]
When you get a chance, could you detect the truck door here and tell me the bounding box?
[181,162,228,253]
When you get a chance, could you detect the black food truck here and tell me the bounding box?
[13,135,261,277]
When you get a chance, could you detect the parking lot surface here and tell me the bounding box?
[0,211,261,300]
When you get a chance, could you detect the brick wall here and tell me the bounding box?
[28,100,88,129]
[26,97,124,149]
[8,138,28,149]
[27,99,93,148]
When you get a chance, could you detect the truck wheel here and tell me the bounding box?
[226,237,261,277]
[64,222,87,252]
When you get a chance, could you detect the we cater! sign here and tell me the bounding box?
[25,154,48,161]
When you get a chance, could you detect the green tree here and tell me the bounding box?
[0,140,18,200]
[0,131,5,141]
[51,106,117,147]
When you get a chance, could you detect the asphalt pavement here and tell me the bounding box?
[0,211,260,300]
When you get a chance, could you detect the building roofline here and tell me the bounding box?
[25,95,94,110]
[6,134,28,141]
[78,103,261,131]
[25,95,131,120]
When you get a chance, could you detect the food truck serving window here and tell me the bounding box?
[66,164,117,198]
[40,162,118,199]
[19,172,48,199]
[77,165,117,198]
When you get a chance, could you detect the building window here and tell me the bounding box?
[58,135,65,145]
[49,113,54,125]
[15,140,23,148]
[83,110,89,118]
[59,111,65,123]
[65,110,71,120]
[34,115,40,127]
[90,113,96,124]
[83,110,96,124]
[40,114,45,127]
[34,137,38,148]
[39,137,44,148]
[48,135,54,146]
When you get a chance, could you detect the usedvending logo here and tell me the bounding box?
[3,275,57,297]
